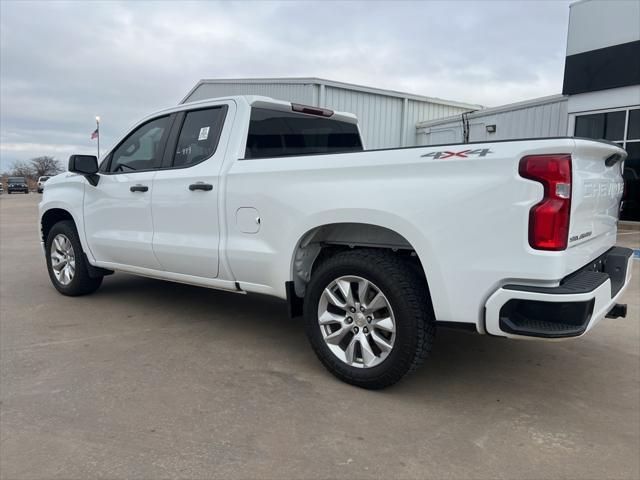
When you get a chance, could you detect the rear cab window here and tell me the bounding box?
[244,107,363,159]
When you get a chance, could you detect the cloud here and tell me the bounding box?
[0,0,571,169]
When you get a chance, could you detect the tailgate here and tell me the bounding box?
[569,139,626,257]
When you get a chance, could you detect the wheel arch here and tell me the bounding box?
[289,220,436,307]
[39,203,93,262]
[41,206,111,278]
[40,208,76,243]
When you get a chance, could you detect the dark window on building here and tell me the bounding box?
[574,111,626,141]
[627,109,640,140]
[245,108,363,159]
[574,108,640,221]
[622,142,640,221]
[624,142,640,177]
[173,107,227,168]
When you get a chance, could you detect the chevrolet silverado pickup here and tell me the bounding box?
[39,95,633,389]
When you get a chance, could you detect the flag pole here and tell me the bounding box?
[95,116,100,158]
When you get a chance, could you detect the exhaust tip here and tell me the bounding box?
[606,303,627,319]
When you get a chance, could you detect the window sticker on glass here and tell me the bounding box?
[198,127,210,141]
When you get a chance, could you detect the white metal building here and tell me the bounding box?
[415,94,568,145]
[564,0,639,134]
[181,78,481,149]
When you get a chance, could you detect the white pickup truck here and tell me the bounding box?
[39,95,633,388]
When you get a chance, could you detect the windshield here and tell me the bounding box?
[8,177,26,183]
[39,176,50,182]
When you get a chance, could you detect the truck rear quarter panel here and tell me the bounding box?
[224,138,609,327]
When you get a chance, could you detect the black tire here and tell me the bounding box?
[45,220,103,296]
[303,249,435,389]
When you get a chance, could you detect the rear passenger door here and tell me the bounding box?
[151,103,232,278]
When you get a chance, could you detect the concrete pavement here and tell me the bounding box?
[1,193,639,479]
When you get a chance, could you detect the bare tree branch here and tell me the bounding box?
[30,156,63,178]
[9,160,35,179]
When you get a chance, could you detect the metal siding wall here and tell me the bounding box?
[405,100,470,147]
[323,87,404,149]
[185,82,317,105]
[186,80,477,149]
[417,98,568,145]
[480,101,568,140]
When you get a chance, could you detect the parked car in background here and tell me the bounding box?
[7,177,29,194]
[37,176,50,193]
[39,95,633,389]
[0,183,4,194]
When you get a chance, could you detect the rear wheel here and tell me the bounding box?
[45,220,103,296]
[304,249,435,389]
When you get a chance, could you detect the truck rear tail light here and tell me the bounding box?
[519,154,572,251]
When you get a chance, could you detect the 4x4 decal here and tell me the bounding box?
[421,148,492,159]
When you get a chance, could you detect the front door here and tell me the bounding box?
[83,115,173,270]
[151,104,231,278]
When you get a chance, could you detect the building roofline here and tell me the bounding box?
[181,77,483,110]
[416,94,568,129]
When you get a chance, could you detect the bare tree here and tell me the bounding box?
[9,160,35,179]
[30,156,62,178]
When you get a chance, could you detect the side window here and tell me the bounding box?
[108,116,171,173]
[244,108,363,159]
[172,107,227,168]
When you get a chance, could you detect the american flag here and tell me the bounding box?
[91,128,99,140]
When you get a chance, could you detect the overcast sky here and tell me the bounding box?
[0,0,572,171]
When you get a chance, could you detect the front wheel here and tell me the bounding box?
[304,249,435,389]
[45,220,103,296]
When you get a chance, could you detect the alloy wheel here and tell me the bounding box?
[317,275,396,368]
[50,234,76,286]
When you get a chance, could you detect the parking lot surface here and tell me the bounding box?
[1,193,639,479]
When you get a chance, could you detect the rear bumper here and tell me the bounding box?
[485,247,634,339]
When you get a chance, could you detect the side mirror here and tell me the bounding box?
[69,154,98,174]
[68,155,99,186]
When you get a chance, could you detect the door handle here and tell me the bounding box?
[189,182,213,191]
[130,184,149,192]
